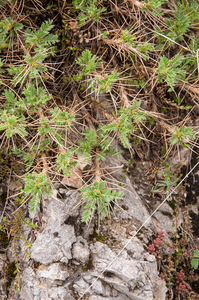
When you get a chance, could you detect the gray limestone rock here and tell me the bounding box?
[37,263,69,286]
[12,267,74,300]
[88,295,131,300]
[72,236,90,263]
[86,242,166,300]
[31,223,76,265]
[0,253,7,300]
[42,189,80,224]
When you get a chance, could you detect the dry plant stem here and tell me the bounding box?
[128,0,144,8]
[0,169,12,224]
[38,107,48,175]
[120,84,131,108]
[95,148,101,182]
[103,38,145,60]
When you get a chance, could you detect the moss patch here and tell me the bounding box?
[6,261,17,290]
[0,230,9,247]
[82,254,94,272]
[87,227,107,243]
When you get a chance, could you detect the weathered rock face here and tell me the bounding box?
[31,222,76,265]
[14,267,74,300]
[0,253,7,300]
[6,155,172,300]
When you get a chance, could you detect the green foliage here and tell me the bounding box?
[38,118,55,137]
[73,0,106,24]
[12,146,37,171]
[78,128,115,160]
[4,84,51,114]
[51,107,75,127]
[120,30,154,60]
[76,49,101,79]
[169,126,195,146]
[182,1,199,25]
[24,20,58,50]
[120,30,135,47]
[151,162,180,199]
[80,180,123,224]
[0,110,27,138]
[155,4,191,44]
[100,100,148,148]
[93,70,119,93]
[157,55,185,91]
[23,172,52,214]
[0,0,6,6]
[143,0,166,16]
[22,84,51,110]
[0,17,23,51]
[7,20,58,85]
[191,249,199,270]
[164,4,190,42]
[0,58,4,73]
[56,149,78,176]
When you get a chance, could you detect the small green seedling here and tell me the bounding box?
[191,249,199,270]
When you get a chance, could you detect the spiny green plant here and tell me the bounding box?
[75,49,101,80]
[182,0,199,25]
[169,126,195,147]
[155,3,191,45]
[12,146,37,171]
[0,17,23,51]
[120,30,154,60]
[151,171,178,199]
[120,30,136,47]
[0,110,27,138]
[100,100,148,148]
[73,0,106,24]
[78,128,116,161]
[7,20,58,86]
[157,54,185,91]
[80,180,123,224]
[3,83,51,114]
[23,172,52,214]
[143,0,166,16]
[164,4,190,42]
[56,148,78,176]
[92,70,119,94]
[24,20,58,50]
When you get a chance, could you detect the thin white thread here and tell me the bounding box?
[78,160,199,299]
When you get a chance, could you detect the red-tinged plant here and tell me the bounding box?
[176,270,186,293]
[147,231,164,257]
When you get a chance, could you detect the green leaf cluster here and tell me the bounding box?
[78,128,115,160]
[73,0,106,24]
[100,100,148,148]
[120,30,154,60]
[80,180,123,224]
[0,17,23,51]
[157,55,185,91]
[143,0,167,17]
[169,126,195,146]
[24,20,58,50]
[96,70,119,93]
[76,49,101,79]
[51,107,75,127]
[191,249,199,270]
[0,110,27,138]
[4,84,51,114]
[56,149,78,176]
[23,172,52,214]
[6,20,58,85]
[164,4,190,42]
